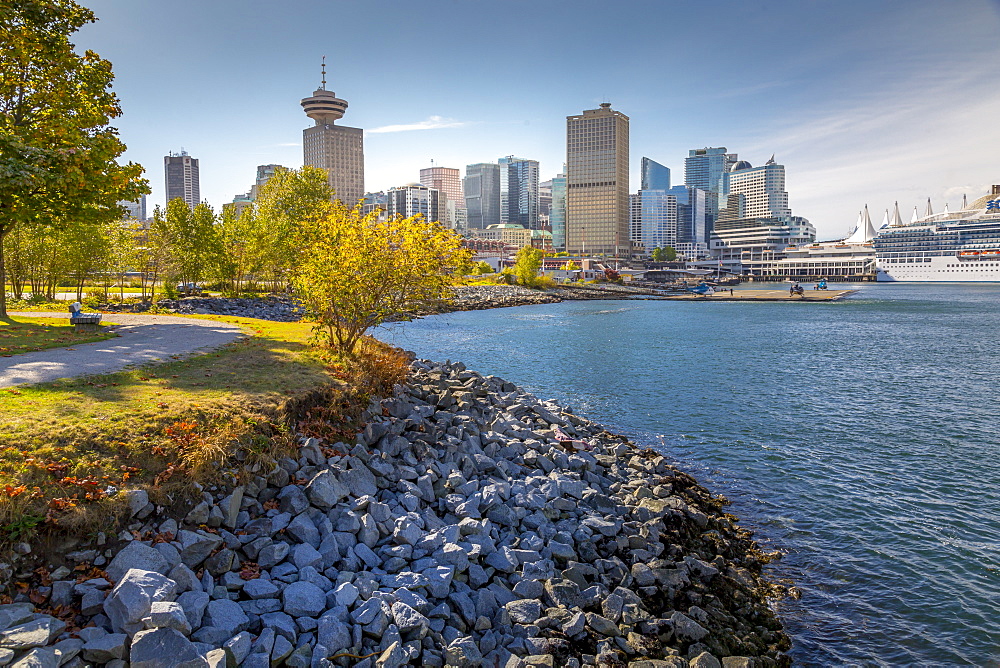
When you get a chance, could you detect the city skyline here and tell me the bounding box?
[80,0,1000,238]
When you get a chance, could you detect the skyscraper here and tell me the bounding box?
[684,147,736,229]
[164,150,200,209]
[386,183,442,224]
[420,166,464,230]
[566,103,630,257]
[250,164,283,199]
[498,156,540,229]
[120,195,147,221]
[550,171,567,251]
[641,157,671,191]
[301,62,364,204]
[463,163,501,230]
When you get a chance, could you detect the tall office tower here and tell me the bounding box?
[420,166,464,229]
[684,147,736,229]
[550,171,567,251]
[498,156,540,229]
[386,183,442,224]
[631,189,678,253]
[250,164,283,199]
[719,157,791,221]
[463,163,501,230]
[712,156,815,263]
[566,103,630,257]
[538,179,552,230]
[670,186,708,258]
[164,150,200,209]
[641,157,671,191]
[301,62,364,204]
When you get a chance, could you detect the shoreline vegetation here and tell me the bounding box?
[0,357,790,667]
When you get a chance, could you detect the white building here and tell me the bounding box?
[630,190,678,254]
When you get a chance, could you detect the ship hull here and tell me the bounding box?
[876,255,1000,282]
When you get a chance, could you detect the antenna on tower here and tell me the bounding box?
[321,56,327,90]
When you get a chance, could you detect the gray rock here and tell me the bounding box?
[342,466,377,498]
[671,611,709,642]
[444,636,483,667]
[130,628,208,667]
[81,633,127,662]
[0,617,65,650]
[333,582,359,608]
[242,578,280,600]
[505,599,542,624]
[103,569,178,634]
[390,602,428,633]
[0,604,34,633]
[106,542,170,581]
[143,601,192,635]
[177,530,224,568]
[203,599,250,635]
[282,581,326,618]
[316,611,351,653]
[257,542,290,569]
[7,646,61,667]
[277,485,309,515]
[305,471,349,510]
[223,631,252,666]
[689,652,723,668]
[293,543,323,570]
[271,635,294,665]
[585,612,621,637]
[177,591,210,630]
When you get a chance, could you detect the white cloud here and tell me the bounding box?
[366,115,468,135]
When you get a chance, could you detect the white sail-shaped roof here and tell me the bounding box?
[844,205,877,243]
[911,206,920,223]
[881,209,890,229]
[943,203,950,215]
[890,201,903,227]
[925,198,934,217]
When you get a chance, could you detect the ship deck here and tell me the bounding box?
[659,288,856,302]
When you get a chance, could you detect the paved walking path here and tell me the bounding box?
[1,312,243,388]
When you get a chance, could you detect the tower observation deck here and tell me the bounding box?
[300,58,348,125]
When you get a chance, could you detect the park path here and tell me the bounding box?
[0,312,243,388]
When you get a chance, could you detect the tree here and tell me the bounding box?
[295,202,469,352]
[158,199,220,290]
[472,261,494,275]
[512,246,543,287]
[651,246,677,262]
[0,1,148,318]
[563,260,581,271]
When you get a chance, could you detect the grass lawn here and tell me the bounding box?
[0,315,408,543]
[0,317,118,356]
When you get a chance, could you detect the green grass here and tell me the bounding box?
[0,315,408,540]
[0,317,118,356]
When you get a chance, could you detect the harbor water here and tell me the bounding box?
[376,283,1000,666]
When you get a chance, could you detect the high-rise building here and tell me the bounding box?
[684,147,736,230]
[420,166,464,230]
[386,183,442,224]
[498,156,540,229]
[120,195,147,221]
[641,157,671,191]
[301,63,364,204]
[670,186,709,259]
[566,103,630,257]
[250,164,283,199]
[631,189,678,253]
[164,150,200,209]
[550,171,567,252]
[711,156,815,264]
[463,163,501,230]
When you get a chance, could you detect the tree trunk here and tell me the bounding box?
[0,229,8,319]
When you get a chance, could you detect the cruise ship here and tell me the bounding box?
[874,187,1000,282]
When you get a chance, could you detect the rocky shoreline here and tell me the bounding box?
[94,284,667,323]
[0,360,788,667]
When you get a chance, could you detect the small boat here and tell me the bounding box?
[980,250,1000,259]
[958,251,981,259]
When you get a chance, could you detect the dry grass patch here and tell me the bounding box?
[0,315,408,546]
[0,317,118,356]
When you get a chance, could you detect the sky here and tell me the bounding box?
[79,0,1000,239]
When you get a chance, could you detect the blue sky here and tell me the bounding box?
[80,0,1000,238]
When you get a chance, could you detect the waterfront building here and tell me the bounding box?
[538,179,553,228]
[361,191,388,218]
[684,147,736,230]
[222,193,253,220]
[709,157,815,268]
[463,162,501,230]
[671,186,709,259]
[641,157,671,191]
[499,156,540,229]
[164,150,200,209]
[566,102,630,257]
[301,63,364,205]
[631,189,679,254]
[386,183,442,224]
[550,171,567,252]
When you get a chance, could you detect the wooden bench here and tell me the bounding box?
[69,302,103,333]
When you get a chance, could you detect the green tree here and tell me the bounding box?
[0,1,148,318]
[563,260,581,271]
[472,261,494,275]
[652,246,678,262]
[512,245,543,287]
[295,203,469,352]
[159,199,220,290]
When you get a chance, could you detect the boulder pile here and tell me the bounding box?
[0,360,788,667]
[100,297,304,322]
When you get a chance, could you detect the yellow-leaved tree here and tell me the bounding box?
[295,202,471,352]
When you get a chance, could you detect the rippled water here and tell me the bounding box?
[377,283,1000,665]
